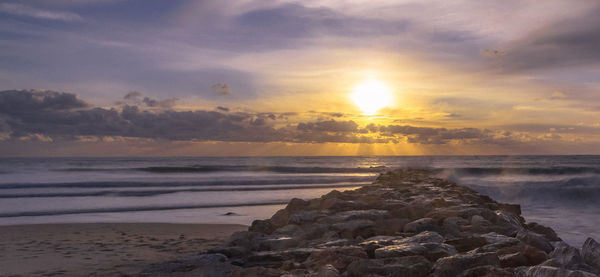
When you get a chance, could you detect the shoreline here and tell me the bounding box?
[2,169,600,276]
[0,223,247,276]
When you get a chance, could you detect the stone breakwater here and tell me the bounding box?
[138,169,600,276]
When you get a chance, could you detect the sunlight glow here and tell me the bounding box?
[351,79,393,115]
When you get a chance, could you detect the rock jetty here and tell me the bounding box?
[138,169,600,276]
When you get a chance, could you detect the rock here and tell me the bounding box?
[192,169,595,277]
[526,222,561,242]
[231,266,287,277]
[245,248,316,268]
[249,219,275,234]
[345,256,432,277]
[303,246,368,272]
[298,223,330,241]
[312,264,340,277]
[446,236,489,252]
[257,236,299,251]
[459,265,514,277]
[287,198,310,212]
[270,209,291,228]
[359,236,404,258]
[482,232,521,247]
[392,204,432,220]
[582,237,600,269]
[289,211,327,224]
[420,243,458,261]
[374,243,428,259]
[274,224,301,235]
[471,215,493,233]
[137,254,234,277]
[372,218,409,235]
[498,203,522,215]
[207,246,250,257]
[550,242,583,267]
[492,210,524,236]
[227,231,263,249]
[327,210,390,223]
[394,231,444,244]
[522,245,549,265]
[331,219,375,239]
[442,216,469,236]
[517,230,554,253]
[515,265,597,277]
[432,252,500,277]
[501,252,529,268]
[404,218,438,233]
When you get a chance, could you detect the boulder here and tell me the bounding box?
[230,266,287,277]
[331,219,375,239]
[549,242,583,269]
[517,230,554,253]
[582,237,600,269]
[374,243,428,259]
[303,246,368,272]
[515,265,597,277]
[345,256,432,277]
[432,252,500,277]
[289,211,327,225]
[526,222,561,242]
[257,236,299,251]
[446,236,488,252]
[404,218,439,233]
[459,265,514,277]
[394,231,444,244]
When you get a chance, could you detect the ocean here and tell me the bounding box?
[0,156,598,247]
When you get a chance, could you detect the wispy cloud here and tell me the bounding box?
[0,3,83,21]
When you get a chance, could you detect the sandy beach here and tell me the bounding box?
[0,223,246,277]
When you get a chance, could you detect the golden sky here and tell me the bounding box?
[1,0,600,156]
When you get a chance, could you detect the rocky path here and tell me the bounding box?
[137,169,600,276]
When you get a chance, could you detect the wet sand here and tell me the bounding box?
[0,223,247,276]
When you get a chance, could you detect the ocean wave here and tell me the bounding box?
[0,176,375,189]
[0,182,369,198]
[58,165,388,174]
[435,166,600,176]
[464,176,600,204]
[0,201,288,218]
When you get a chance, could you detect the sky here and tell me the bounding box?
[1,0,600,156]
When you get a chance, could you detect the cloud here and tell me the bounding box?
[0,90,594,147]
[142,97,178,108]
[494,5,600,72]
[0,90,89,116]
[216,106,229,112]
[0,3,83,21]
[211,83,231,96]
[121,91,177,109]
[297,120,358,133]
[123,91,142,100]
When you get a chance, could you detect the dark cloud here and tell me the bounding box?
[123,91,142,100]
[142,97,178,108]
[121,91,177,109]
[495,6,600,72]
[380,125,493,144]
[216,106,229,112]
[0,90,560,146]
[211,83,231,96]
[0,89,89,115]
[297,120,358,133]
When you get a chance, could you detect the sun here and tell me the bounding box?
[351,79,393,115]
